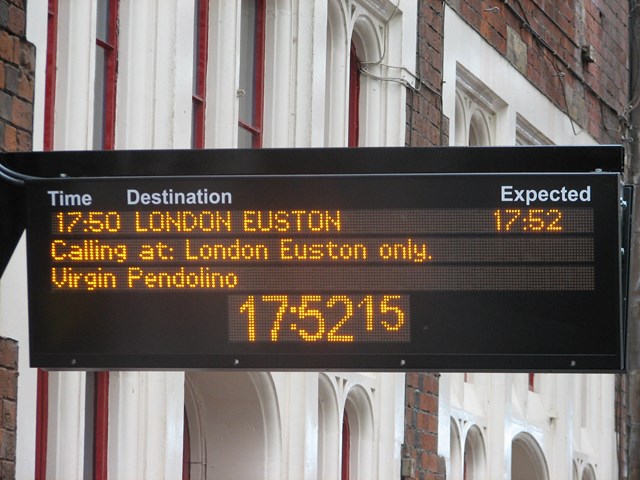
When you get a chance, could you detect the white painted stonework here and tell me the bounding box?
[5,1,412,479]
[440,7,616,480]
[1,2,618,479]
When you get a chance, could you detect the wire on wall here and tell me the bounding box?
[502,0,625,136]
[356,0,437,96]
[0,162,43,186]
[446,0,627,138]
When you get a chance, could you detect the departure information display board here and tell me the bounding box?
[26,172,624,371]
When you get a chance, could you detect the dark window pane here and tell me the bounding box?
[96,0,110,42]
[238,0,256,126]
[93,45,106,149]
[238,125,253,148]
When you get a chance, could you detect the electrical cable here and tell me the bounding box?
[0,167,23,186]
[628,2,640,112]
[357,2,446,100]
[359,65,433,94]
[529,0,582,51]
[0,161,46,185]
[358,0,401,68]
[503,0,627,137]
[356,0,443,96]
[503,0,583,135]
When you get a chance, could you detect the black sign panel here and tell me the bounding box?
[25,166,624,371]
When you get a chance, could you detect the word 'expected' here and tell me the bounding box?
[501,186,591,206]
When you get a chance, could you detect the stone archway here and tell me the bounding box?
[511,432,549,480]
[184,372,281,480]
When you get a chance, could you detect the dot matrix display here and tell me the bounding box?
[25,172,624,371]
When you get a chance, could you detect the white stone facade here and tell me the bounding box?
[4,1,412,479]
[0,2,620,480]
[440,7,618,480]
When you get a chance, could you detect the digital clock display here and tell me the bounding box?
[25,168,624,371]
[228,294,410,343]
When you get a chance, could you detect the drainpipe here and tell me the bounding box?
[625,2,640,479]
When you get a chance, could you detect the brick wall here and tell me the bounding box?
[447,0,629,144]
[0,0,35,153]
[0,338,18,480]
[616,373,629,479]
[0,1,35,478]
[0,0,34,276]
[403,373,446,480]
[403,2,629,478]
[403,2,447,479]
[406,1,448,148]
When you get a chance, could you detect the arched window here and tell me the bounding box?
[350,18,384,147]
[318,374,341,479]
[511,433,549,480]
[184,372,281,480]
[453,65,502,147]
[463,425,486,480]
[325,2,394,147]
[343,386,374,479]
[467,110,491,146]
[581,463,596,480]
[449,419,463,480]
[324,0,348,146]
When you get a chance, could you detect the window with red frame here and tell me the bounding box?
[348,42,360,148]
[184,2,209,470]
[36,1,60,477]
[238,0,265,148]
[341,412,351,480]
[182,409,191,480]
[35,366,49,480]
[93,0,118,150]
[84,371,109,480]
[43,0,58,152]
[192,0,209,149]
[88,2,118,479]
